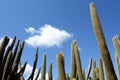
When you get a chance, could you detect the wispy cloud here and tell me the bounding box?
[25,27,39,35]
[24,64,48,80]
[25,24,72,48]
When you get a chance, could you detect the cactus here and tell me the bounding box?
[41,53,46,80]
[18,61,27,77]
[89,2,117,80]
[86,57,92,80]
[92,60,97,80]
[34,67,41,80]
[2,51,12,80]
[13,61,27,80]
[0,36,9,79]
[98,57,104,80]
[82,69,85,80]
[56,52,66,80]
[12,41,25,74]
[11,40,20,65]
[66,73,69,80]
[0,2,120,80]
[48,62,53,80]
[92,60,96,69]
[92,68,97,80]
[95,67,99,79]
[70,40,77,80]
[74,43,84,80]
[112,35,120,79]
[27,48,38,80]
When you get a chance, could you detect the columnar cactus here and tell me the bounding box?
[41,53,46,80]
[92,60,97,80]
[70,40,77,80]
[82,69,85,80]
[0,36,9,79]
[2,51,12,80]
[98,57,104,80]
[0,2,119,80]
[27,48,38,80]
[56,52,66,80]
[86,57,92,80]
[112,35,120,79]
[95,67,99,79]
[90,2,117,80]
[92,68,97,80]
[48,62,53,80]
[35,67,41,80]
[74,42,84,80]
[66,73,69,80]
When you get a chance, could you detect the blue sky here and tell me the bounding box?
[0,0,120,79]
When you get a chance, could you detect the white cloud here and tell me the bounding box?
[25,27,39,35]
[25,24,72,48]
[24,64,48,80]
[0,37,13,46]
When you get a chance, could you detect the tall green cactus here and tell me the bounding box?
[98,57,104,80]
[27,48,38,80]
[35,67,41,80]
[95,67,99,79]
[1,36,17,80]
[70,40,77,80]
[18,61,27,77]
[56,52,66,80]
[66,73,69,80]
[92,60,97,80]
[74,43,84,80]
[86,57,92,80]
[90,2,117,80]
[2,51,12,80]
[0,36,9,79]
[92,68,97,80]
[112,35,120,79]
[11,40,20,65]
[41,53,46,80]
[48,62,53,80]
[82,69,85,80]
[12,41,25,74]
[14,61,27,80]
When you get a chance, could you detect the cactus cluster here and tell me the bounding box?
[0,2,119,80]
[0,36,48,80]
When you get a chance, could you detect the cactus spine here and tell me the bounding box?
[56,52,66,80]
[90,2,117,80]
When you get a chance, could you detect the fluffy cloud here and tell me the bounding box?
[25,27,39,35]
[25,24,72,48]
[0,37,13,46]
[24,64,48,80]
